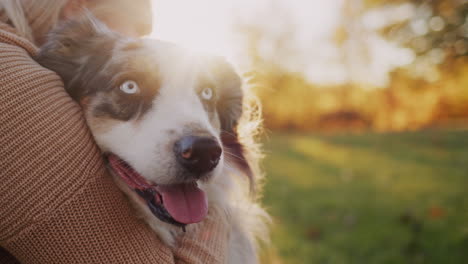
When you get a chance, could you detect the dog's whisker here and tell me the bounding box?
[221,129,237,137]
[224,151,246,161]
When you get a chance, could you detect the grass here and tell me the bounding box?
[261,129,468,264]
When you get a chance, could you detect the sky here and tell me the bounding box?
[151,0,415,87]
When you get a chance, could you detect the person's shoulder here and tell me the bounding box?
[0,28,63,88]
[0,43,62,91]
[0,24,37,55]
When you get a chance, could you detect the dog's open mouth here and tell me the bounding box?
[106,154,208,227]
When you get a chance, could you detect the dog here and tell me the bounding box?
[35,15,269,263]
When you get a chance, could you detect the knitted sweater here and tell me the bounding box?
[0,23,227,264]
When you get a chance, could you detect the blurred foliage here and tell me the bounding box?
[261,130,468,263]
[372,0,468,71]
[238,0,468,132]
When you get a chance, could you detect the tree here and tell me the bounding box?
[365,0,467,78]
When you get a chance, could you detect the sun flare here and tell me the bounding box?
[151,1,235,57]
[151,0,417,87]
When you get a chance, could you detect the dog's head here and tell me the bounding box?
[36,15,252,227]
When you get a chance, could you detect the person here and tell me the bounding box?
[0,0,228,263]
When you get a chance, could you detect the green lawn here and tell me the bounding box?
[261,129,468,264]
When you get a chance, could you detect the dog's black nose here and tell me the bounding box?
[174,136,222,175]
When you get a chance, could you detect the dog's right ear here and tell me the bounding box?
[35,12,115,93]
[49,12,111,49]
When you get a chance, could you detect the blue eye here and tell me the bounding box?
[201,87,213,100]
[120,80,139,94]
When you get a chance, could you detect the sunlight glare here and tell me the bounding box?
[151,0,417,87]
[152,1,235,57]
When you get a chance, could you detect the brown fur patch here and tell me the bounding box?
[84,107,122,135]
[221,131,255,192]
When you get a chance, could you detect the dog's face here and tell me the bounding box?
[36,17,250,227]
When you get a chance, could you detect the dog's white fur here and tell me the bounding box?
[86,42,269,263]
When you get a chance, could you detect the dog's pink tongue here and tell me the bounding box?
[157,184,208,224]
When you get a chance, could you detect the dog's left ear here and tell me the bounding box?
[35,12,117,99]
[211,58,255,191]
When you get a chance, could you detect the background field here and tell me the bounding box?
[261,129,468,264]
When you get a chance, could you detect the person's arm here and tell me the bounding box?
[0,29,175,263]
[0,27,227,264]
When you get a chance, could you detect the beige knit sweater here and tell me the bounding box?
[0,23,227,264]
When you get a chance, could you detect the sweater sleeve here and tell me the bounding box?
[0,32,177,263]
[0,28,227,264]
